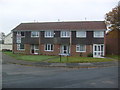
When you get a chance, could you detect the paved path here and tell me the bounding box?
[2,53,118,68]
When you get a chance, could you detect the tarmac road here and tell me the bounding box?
[1,52,119,88]
[2,63,119,88]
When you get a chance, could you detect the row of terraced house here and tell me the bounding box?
[12,21,107,58]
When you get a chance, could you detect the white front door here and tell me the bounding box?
[93,44,104,58]
[31,45,39,54]
[61,45,69,54]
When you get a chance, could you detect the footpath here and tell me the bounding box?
[2,53,118,68]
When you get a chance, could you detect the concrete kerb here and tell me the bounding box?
[4,61,118,68]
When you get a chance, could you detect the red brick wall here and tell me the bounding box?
[13,44,25,54]
[106,30,120,55]
[25,44,30,54]
[13,44,94,56]
[40,44,60,55]
[71,45,93,57]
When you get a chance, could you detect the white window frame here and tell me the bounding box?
[45,31,54,38]
[94,31,104,38]
[61,31,70,38]
[17,44,25,50]
[76,31,86,38]
[17,32,25,37]
[16,37,21,43]
[76,44,86,52]
[44,44,54,51]
[31,31,39,37]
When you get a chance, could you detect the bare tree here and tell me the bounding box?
[0,32,5,40]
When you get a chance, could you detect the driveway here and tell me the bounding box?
[2,52,119,88]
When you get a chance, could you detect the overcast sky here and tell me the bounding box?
[0,0,119,35]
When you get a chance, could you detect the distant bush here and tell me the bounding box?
[87,53,93,57]
[2,49,12,52]
[79,53,82,57]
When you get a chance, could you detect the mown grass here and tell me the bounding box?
[48,56,113,63]
[3,51,57,62]
[3,51,113,63]
[106,55,120,60]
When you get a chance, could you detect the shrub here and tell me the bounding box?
[87,53,93,57]
[2,49,12,52]
[79,53,82,57]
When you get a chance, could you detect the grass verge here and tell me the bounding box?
[3,51,113,63]
[3,51,57,62]
[106,55,120,60]
[48,56,113,63]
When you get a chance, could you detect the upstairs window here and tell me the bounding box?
[45,31,54,38]
[94,31,104,38]
[44,44,53,51]
[17,32,25,37]
[76,44,86,52]
[76,31,86,38]
[31,31,39,37]
[17,44,24,50]
[61,31,70,38]
[16,37,21,43]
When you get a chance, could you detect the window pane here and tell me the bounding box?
[67,32,70,36]
[51,45,53,50]
[76,31,86,37]
[45,31,53,37]
[98,46,100,51]
[101,45,103,51]
[61,31,70,37]
[76,46,79,51]
[47,31,49,36]
[20,44,24,49]
[45,44,47,50]
[80,45,84,51]
[17,44,20,50]
[16,37,21,43]
[62,31,65,36]
[21,32,25,36]
[35,45,38,49]
[94,31,104,37]
[31,32,39,37]
[95,46,97,51]
[76,44,85,52]
[48,44,50,50]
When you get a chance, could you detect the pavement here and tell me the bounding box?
[2,53,118,68]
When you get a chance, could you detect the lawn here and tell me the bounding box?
[3,51,57,62]
[106,55,120,60]
[48,56,113,63]
[3,51,113,63]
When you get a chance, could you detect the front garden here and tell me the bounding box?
[3,51,114,63]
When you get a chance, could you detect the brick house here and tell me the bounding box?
[105,30,120,55]
[12,21,106,57]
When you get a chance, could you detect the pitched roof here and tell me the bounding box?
[12,21,106,31]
